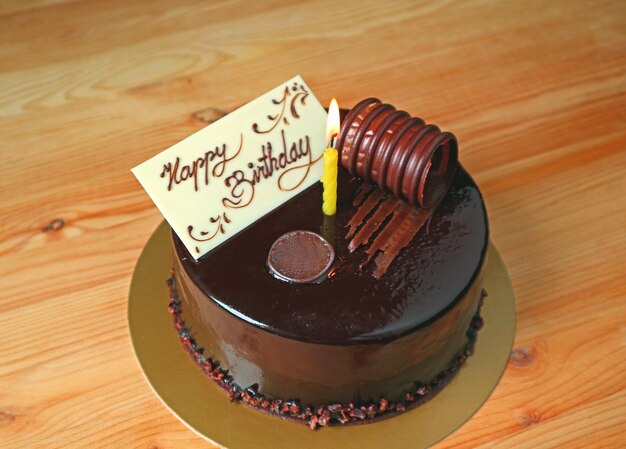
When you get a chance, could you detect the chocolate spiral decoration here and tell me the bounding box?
[337,98,458,209]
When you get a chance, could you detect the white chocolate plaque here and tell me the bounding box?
[132,75,328,260]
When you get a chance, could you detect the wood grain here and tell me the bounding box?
[1,0,625,447]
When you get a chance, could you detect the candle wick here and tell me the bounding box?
[329,133,338,149]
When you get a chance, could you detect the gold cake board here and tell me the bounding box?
[129,221,516,448]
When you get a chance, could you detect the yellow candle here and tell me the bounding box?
[321,146,338,215]
[321,98,340,216]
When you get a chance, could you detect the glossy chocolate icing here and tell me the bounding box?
[174,166,487,344]
[171,163,488,407]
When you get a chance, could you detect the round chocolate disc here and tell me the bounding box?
[267,231,335,284]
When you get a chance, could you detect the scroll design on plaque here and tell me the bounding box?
[187,212,232,253]
[252,81,309,134]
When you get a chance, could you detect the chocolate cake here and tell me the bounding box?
[168,101,489,429]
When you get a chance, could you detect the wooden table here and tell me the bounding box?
[1,1,625,447]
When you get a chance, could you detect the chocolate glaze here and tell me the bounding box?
[173,166,487,344]
[171,164,488,407]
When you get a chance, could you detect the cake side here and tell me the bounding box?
[170,166,488,410]
[172,254,485,408]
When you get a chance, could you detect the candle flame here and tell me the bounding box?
[326,98,340,144]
